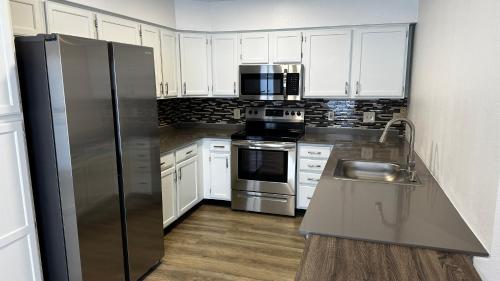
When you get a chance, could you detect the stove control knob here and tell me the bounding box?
[297,111,302,116]
[254,110,259,115]
[291,111,296,116]
[285,111,289,115]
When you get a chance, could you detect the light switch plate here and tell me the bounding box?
[363,112,375,123]
[234,108,241,119]
[327,111,335,121]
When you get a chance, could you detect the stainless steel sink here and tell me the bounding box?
[333,160,422,185]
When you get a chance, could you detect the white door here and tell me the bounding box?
[0,121,43,281]
[303,29,353,98]
[179,33,209,97]
[211,33,238,97]
[160,30,180,98]
[209,153,230,200]
[45,1,96,39]
[351,26,408,98]
[96,14,140,45]
[270,31,303,63]
[9,0,43,35]
[161,167,177,228]
[177,156,198,215]
[239,32,269,64]
[141,24,163,98]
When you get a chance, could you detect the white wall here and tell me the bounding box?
[62,0,176,27]
[175,0,418,31]
[409,0,500,274]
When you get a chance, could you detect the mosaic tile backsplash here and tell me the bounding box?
[158,98,407,134]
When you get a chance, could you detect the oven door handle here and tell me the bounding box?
[246,145,294,151]
[237,192,289,203]
[232,141,296,151]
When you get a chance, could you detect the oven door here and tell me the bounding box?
[231,140,296,195]
[239,65,285,100]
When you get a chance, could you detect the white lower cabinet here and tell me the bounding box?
[297,144,333,210]
[176,155,199,216]
[161,166,177,228]
[208,152,231,200]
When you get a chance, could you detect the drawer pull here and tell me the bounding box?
[308,151,321,155]
[307,178,319,182]
[306,196,312,200]
[185,150,193,155]
[308,164,321,168]
[214,145,225,149]
[161,162,166,165]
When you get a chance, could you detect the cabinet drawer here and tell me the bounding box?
[175,144,197,163]
[299,145,332,159]
[160,153,174,170]
[299,172,322,186]
[299,158,327,172]
[297,185,316,209]
[209,140,230,152]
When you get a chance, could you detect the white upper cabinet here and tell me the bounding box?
[96,14,140,45]
[45,1,96,39]
[160,30,180,98]
[270,31,303,63]
[351,26,409,98]
[303,29,353,98]
[211,33,238,97]
[179,33,210,97]
[9,0,43,36]
[239,32,269,64]
[141,24,163,98]
[0,10,20,116]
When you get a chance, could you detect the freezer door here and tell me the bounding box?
[45,35,126,281]
[109,42,164,281]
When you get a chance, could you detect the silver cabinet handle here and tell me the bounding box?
[185,150,193,155]
[174,171,177,183]
[306,196,312,200]
[345,81,349,95]
[355,81,360,95]
[233,81,236,94]
[307,178,319,181]
[179,167,182,180]
[161,162,166,165]
[308,151,321,155]
[183,82,187,95]
[214,145,225,149]
[160,82,164,96]
[166,82,169,95]
[226,157,228,168]
[308,164,321,168]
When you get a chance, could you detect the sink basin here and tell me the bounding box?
[333,160,421,185]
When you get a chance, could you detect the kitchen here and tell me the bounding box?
[1,0,499,280]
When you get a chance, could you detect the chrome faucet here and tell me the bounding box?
[379,118,417,182]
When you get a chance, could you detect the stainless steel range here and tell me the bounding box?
[231,107,305,216]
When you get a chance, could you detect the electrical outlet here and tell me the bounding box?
[392,112,402,119]
[327,111,335,121]
[363,112,375,123]
[234,108,241,119]
[400,107,408,117]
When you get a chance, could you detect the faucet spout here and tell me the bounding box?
[379,117,417,182]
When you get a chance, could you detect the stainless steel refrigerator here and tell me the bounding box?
[15,34,163,281]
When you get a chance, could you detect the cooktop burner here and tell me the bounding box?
[231,106,305,142]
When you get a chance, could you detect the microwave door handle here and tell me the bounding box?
[283,69,287,100]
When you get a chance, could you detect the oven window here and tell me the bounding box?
[238,148,288,183]
[267,73,284,95]
[240,73,267,95]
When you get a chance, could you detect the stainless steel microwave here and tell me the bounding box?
[239,64,303,101]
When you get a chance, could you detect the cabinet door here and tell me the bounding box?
[179,33,209,97]
[161,168,177,228]
[211,34,238,97]
[0,121,43,281]
[303,29,352,98]
[141,24,163,98]
[177,156,198,215]
[0,10,20,117]
[239,32,269,64]
[96,14,141,45]
[209,153,230,200]
[270,31,303,63]
[45,1,96,39]
[9,0,43,35]
[351,26,408,98]
[160,30,180,98]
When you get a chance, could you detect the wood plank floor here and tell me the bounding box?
[145,204,305,281]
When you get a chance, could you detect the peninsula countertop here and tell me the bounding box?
[299,137,488,256]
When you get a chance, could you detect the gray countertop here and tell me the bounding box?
[299,138,488,257]
[159,123,240,154]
